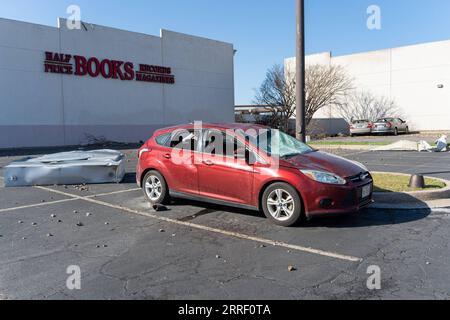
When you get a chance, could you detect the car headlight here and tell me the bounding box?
[300,170,347,185]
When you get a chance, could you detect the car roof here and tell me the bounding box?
[153,123,270,136]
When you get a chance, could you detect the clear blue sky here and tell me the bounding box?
[2,0,450,104]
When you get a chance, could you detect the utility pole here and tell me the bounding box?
[296,0,306,142]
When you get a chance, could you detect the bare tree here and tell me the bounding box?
[338,91,403,123]
[253,64,296,133]
[254,63,353,133]
[305,64,353,124]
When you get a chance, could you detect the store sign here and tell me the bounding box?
[44,51,175,84]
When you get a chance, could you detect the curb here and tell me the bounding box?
[370,172,450,210]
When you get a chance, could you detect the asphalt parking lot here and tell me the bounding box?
[1,149,450,300]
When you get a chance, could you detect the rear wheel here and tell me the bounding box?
[394,128,399,136]
[142,171,170,205]
[405,127,409,134]
[262,183,303,227]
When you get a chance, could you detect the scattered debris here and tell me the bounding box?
[216,255,221,259]
[288,266,297,272]
[74,184,90,192]
[22,237,27,240]
[104,222,110,225]
[76,222,84,227]
[57,220,63,223]
[426,261,431,265]
[73,210,78,214]
[86,212,91,217]
[46,233,53,237]
[18,220,24,224]
[31,222,37,226]
[159,229,166,233]
[152,204,168,212]
[50,214,57,218]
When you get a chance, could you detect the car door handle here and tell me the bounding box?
[203,160,214,166]
[163,154,171,159]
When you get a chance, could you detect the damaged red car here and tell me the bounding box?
[137,124,373,227]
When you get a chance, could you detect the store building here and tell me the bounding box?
[285,39,450,131]
[0,17,235,148]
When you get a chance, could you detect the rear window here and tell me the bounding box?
[155,133,171,147]
[352,120,369,124]
[377,118,394,123]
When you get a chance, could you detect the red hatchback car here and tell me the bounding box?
[137,123,373,227]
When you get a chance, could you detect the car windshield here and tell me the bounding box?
[250,130,314,158]
[377,118,394,123]
[353,120,369,124]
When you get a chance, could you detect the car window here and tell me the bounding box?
[169,129,200,152]
[203,130,246,157]
[155,133,171,147]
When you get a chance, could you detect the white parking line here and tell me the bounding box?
[0,188,140,214]
[0,198,78,213]
[36,186,363,263]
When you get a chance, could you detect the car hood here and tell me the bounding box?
[279,151,366,178]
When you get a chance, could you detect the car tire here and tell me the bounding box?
[405,127,409,134]
[394,128,399,136]
[261,183,303,227]
[142,171,171,205]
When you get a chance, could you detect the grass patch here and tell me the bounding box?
[372,173,446,193]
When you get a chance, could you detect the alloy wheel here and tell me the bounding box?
[266,189,295,222]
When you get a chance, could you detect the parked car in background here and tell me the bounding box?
[372,118,409,136]
[137,123,373,227]
[349,120,373,136]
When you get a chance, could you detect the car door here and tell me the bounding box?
[197,129,254,205]
[158,128,199,195]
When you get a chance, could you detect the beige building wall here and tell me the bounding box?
[285,40,450,131]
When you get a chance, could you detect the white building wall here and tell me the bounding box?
[285,40,450,131]
[0,18,235,148]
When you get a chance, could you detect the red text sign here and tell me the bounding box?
[44,52,175,84]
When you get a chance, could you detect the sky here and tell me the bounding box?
[2,0,450,104]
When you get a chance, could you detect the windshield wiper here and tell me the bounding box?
[281,153,302,159]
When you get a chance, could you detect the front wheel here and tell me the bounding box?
[142,171,170,205]
[262,183,303,227]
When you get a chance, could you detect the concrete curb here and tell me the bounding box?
[371,172,450,210]
[310,144,376,151]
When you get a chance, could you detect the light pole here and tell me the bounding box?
[296,0,306,142]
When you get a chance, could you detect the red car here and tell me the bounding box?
[137,123,373,227]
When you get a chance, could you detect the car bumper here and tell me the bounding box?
[372,128,395,134]
[300,179,374,217]
[350,128,371,135]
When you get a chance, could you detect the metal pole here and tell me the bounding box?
[296,0,306,142]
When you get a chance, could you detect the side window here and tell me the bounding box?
[203,130,257,164]
[169,129,199,151]
[155,133,171,147]
[203,130,245,157]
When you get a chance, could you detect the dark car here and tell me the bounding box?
[372,118,409,135]
[137,124,374,227]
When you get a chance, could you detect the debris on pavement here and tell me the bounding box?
[76,222,84,227]
[435,135,448,152]
[375,138,449,152]
[288,266,297,272]
[3,149,126,187]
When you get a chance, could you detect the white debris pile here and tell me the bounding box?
[4,149,126,187]
[375,136,449,152]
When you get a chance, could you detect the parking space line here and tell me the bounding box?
[85,188,141,198]
[0,198,78,213]
[0,188,140,214]
[36,186,363,263]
